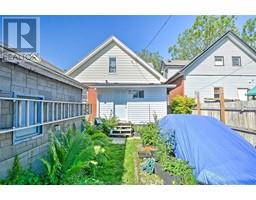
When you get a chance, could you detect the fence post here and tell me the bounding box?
[195,91,201,115]
[219,87,225,123]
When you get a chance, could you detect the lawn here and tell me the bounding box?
[96,137,163,185]
[95,143,125,184]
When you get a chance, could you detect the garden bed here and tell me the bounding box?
[135,123,197,185]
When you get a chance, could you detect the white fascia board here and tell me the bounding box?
[91,84,176,89]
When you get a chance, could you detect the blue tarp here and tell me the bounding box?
[159,114,256,185]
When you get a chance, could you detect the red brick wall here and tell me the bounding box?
[168,77,184,103]
[87,88,97,123]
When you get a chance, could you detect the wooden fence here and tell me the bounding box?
[193,90,256,146]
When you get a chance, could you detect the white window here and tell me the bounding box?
[214,56,224,66]
[132,90,144,99]
[14,94,43,144]
[109,57,116,73]
[232,56,241,66]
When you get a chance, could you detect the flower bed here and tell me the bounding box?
[136,123,197,185]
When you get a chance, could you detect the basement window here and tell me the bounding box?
[214,56,224,66]
[132,90,144,99]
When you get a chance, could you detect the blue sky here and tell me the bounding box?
[0,15,254,70]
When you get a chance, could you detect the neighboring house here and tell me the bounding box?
[165,31,256,102]
[161,59,190,79]
[66,36,174,124]
[0,44,89,178]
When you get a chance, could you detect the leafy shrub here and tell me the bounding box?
[41,130,95,184]
[83,120,102,136]
[2,155,42,185]
[138,123,160,146]
[99,116,118,135]
[170,96,196,114]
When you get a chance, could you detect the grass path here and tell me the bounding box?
[122,138,141,184]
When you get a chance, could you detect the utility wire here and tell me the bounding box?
[144,15,172,50]
[197,60,254,91]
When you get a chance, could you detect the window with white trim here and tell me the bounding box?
[14,94,43,144]
[132,90,144,99]
[214,56,224,66]
[109,57,116,73]
[232,56,241,66]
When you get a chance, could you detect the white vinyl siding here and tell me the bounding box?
[182,37,256,101]
[184,75,256,101]
[73,42,160,84]
[165,68,181,79]
[97,87,167,124]
[186,39,256,76]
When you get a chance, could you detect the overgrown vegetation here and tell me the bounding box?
[1,121,124,185]
[138,123,197,185]
[170,96,196,114]
[135,123,160,146]
[99,116,118,135]
[1,155,42,185]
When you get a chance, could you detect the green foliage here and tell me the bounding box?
[138,123,197,185]
[169,16,238,60]
[137,123,160,146]
[2,155,42,185]
[95,143,125,184]
[41,130,96,184]
[122,138,140,184]
[83,120,102,135]
[161,155,197,185]
[155,133,197,184]
[99,116,118,135]
[137,49,163,73]
[170,96,196,114]
[242,18,256,50]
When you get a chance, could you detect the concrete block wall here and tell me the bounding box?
[0,60,85,179]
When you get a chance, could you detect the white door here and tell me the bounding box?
[114,90,127,121]
[237,88,248,101]
[98,90,114,118]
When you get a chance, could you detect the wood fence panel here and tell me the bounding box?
[193,100,256,146]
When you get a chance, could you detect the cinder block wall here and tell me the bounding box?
[0,61,85,178]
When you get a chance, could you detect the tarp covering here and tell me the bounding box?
[246,86,256,96]
[159,114,256,185]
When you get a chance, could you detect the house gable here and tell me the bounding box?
[184,36,256,76]
[166,31,256,83]
[66,37,166,84]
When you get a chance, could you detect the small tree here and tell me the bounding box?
[170,96,196,114]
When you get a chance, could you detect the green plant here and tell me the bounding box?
[83,120,102,136]
[161,156,197,185]
[170,96,196,114]
[2,155,42,185]
[41,130,95,184]
[138,123,160,146]
[99,116,118,135]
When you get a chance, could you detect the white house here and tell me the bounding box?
[161,59,190,79]
[166,31,256,102]
[66,36,174,124]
